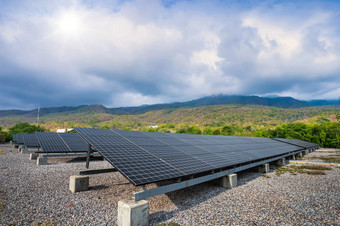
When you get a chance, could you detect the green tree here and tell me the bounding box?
[9,122,44,135]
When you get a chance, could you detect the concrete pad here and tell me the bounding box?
[20,148,28,154]
[259,164,269,173]
[36,157,48,165]
[221,174,237,189]
[30,153,39,160]
[276,158,286,166]
[118,199,149,226]
[69,175,89,193]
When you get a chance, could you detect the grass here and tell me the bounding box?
[0,149,6,154]
[308,155,340,164]
[298,165,332,170]
[275,164,332,176]
[261,174,271,178]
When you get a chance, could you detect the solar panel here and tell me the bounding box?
[58,133,89,152]
[35,132,89,153]
[74,128,315,186]
[36,132,70,153]
[15,134,24,144]
[272,138,320,149]
[23,133,40,147]
[74,127,185,185]
[12,134,18,143]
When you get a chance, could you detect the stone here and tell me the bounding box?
[118,199,149,226]
[276,158,286,166]
[259,164,269,173]
[37,157,48,165]
[69,175,89,193]
[221,174,237,189]
[30,153,39,160]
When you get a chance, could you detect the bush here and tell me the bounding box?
[9,122,44,135]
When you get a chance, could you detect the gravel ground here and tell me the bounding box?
[0,144,339,225]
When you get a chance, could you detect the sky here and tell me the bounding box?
[0,0,339,110]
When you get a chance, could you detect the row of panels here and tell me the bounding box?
[12,132,89,153]
[74,128,319,186]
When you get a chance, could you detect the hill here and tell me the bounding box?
[0,95,339,118]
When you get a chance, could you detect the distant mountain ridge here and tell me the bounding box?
[0,95,339,118]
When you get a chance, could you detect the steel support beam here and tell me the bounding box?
[79,168,117,175]
[41,153,101,158]
[134,150,303,201]
[86,143,91,169]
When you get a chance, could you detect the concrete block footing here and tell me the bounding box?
[14,144,19,149]
[30,153,39,160]
[291,155,296,160]
[276,158,286,166]
[304,150,309,155]
[259,164,269,173]
[221,173,237,189]
[20,148,28,154]
[298,152,303,158]
[69,175,89,193]
[118,199,149,226]
[18,146,25,152]
[36,157,48,165]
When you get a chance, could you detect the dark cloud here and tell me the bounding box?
[0,0,339,110]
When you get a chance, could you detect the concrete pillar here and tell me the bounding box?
[37,157,48,165]
[298,152,303,158]
[304,150,309,155]
[291,155,296,160]
[18,145,25,152]
[69,175,89,193]
[276,158,286,166]
[118,199,149,226]
[14,144,19,149]
[221,174,237,189]
[20,148,28,154]
[259,164,269,173]
[30,153,39,160]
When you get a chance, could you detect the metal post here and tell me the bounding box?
[86,143,91,169]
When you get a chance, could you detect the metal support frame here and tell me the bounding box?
[79,168,117,175]
[41,153,101,158]
[86,143,92,169]
[134,149,305,201]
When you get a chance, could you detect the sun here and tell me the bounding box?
[54,10,84,38]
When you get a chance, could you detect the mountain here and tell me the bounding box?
[0,95,339,118]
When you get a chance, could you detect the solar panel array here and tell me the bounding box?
[23,133,40,147]
[272,138,320,149]
[74,127,310,186]
[12,134,18,143]
[15,134,24,144]
[35,132,88,153]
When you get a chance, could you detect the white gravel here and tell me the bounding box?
[0,144,339,225]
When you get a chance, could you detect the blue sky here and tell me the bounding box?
[0,0,339,110]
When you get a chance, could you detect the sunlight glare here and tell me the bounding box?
[57,11,83,37]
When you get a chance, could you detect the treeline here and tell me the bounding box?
[0,122,45,143]
[146,121,339,148]
[1,115,339,149]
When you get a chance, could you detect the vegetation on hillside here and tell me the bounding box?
[0,105,338,148]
